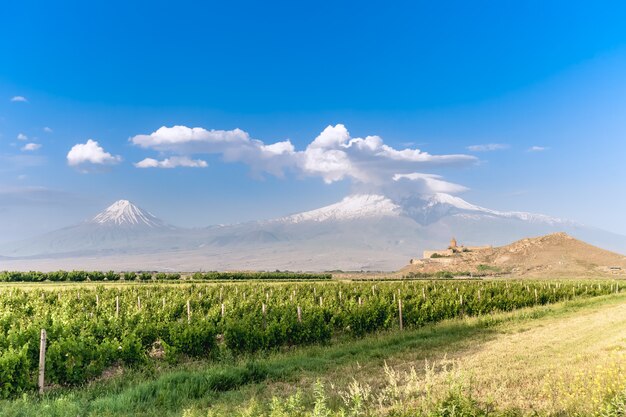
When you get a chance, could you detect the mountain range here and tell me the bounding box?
[1,194,625,271]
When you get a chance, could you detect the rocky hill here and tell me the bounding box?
[402,232,626,277]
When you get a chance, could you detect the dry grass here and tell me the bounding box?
[231,294,626,416]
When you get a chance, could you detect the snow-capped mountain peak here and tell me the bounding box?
[279,194,402,223]
[415,193,570,225]
[425,193,484,211]
[277,192,571,227]
[91,200,165,228]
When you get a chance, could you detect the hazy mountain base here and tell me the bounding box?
[2,215,626,272]
[3,192,626,272]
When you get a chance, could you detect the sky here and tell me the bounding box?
[1,0,626,242]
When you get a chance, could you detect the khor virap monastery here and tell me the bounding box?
[410,238,492,265]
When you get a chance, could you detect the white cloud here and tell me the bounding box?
[467,143,509,152]
[66,139,122,167]
[21,143,41,152]
[135,156,208,169]
[528,146,548,152]
[10,96,28,103]
[130,124,477,195]
[130,125,298,177]
[300,125,475,185]
[43,127,53,133]
[17,133,28,141]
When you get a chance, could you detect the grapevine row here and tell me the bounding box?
[0,280,620,397]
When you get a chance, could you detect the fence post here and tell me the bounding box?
[262,303,267,328]
[116,296,119,317]
[297,306,302,323]
[398,299,403,330]
[187,300,191,323]
[221,303,225,318]
[38,329,47,395]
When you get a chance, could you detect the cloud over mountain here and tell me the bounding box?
[130,124,477,194]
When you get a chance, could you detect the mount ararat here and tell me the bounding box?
[1,194,625,271]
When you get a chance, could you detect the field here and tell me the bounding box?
[0,276,624,416]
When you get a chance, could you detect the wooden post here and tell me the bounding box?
[393,292,396,303]
[398,299,403,330]
[162,297,166,309]
[534,289,538,303]
[137,296,141,310]
[297,306,302,323]
[460,294,463,306]
[422,287,426,300]
[262,303,267,328]
[339,290,342,301]
[221,303,225,318]
[358,296,362,306]
[187,300,191,323]
[116,296,119,317]
[319,296,323,307]
[96,294,99,307]
[372,286,375,296]
[38,329,47,395]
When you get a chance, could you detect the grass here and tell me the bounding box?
[1,292,625,416]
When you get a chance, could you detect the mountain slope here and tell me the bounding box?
[402,232,626,277]
[277,194,402,223]
[0,200,183,257]
[1,194,626,272]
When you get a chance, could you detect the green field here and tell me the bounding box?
[0,278,624,416]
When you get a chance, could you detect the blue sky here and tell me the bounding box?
[1,1,626,241]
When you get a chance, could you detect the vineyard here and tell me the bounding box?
[0,279,621,398]
[0,270,332,282]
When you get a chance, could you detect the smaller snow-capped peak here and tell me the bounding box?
[279,194,402,224]
[91,200,165,228]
